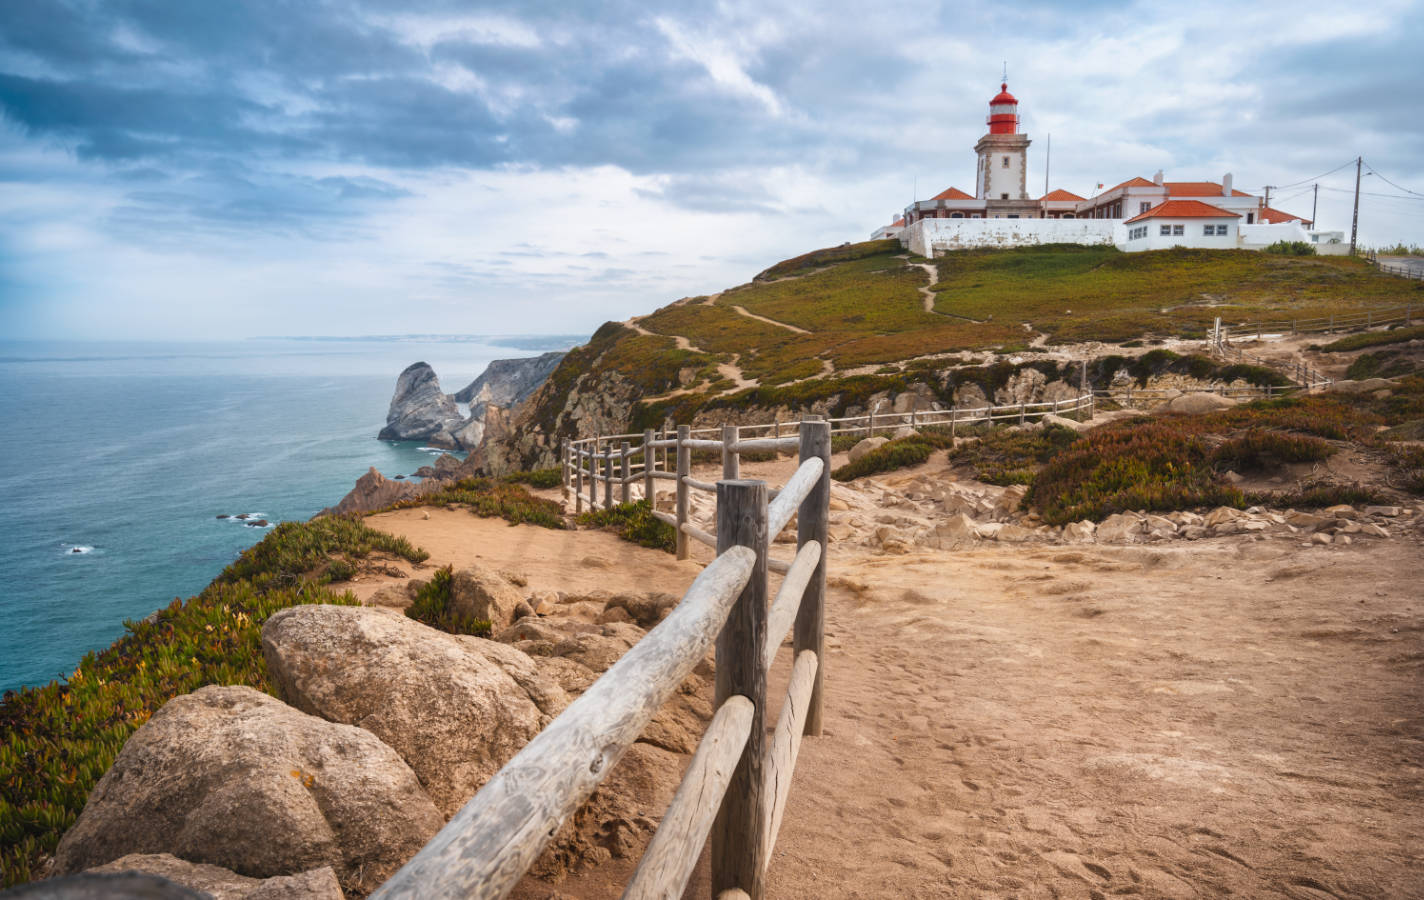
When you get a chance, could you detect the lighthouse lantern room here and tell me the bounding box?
[974,80,1036,217]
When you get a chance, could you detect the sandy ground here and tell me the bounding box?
[360,457,1424,900]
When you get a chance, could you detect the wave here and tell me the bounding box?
[61,544,94,556]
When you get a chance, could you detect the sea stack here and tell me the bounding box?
[377,362,465,446]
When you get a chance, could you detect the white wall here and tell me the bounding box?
[903,218,1116,256]
[980,146,1027,200]
[1118,219,1238,252]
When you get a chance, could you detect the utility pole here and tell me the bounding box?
[1350,156,1362,256]
[1263,185,1271,210]
[1044,133,1051,197]
[1311,183,1318,227]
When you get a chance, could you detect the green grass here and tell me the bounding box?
[1346,351,1419,380]
[1317,324,1424,352]
[577,500,676,552]
[0,517,423,887]
[501,468,563,489]
[405,566,492,637]
[831,432,957,481]
[386,477,567,529]
[754,239,902,281]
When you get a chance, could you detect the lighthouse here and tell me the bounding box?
[974,81,1036,217]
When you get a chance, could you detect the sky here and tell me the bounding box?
[2,0,1423,341]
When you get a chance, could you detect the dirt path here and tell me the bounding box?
[360,467,1424,900]
[912,260,984,323]
[727,303,810,335]
[624,307,760,396]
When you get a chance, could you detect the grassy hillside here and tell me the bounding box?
[496,241,1422,469]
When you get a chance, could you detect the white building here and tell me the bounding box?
[883,81,1343,254]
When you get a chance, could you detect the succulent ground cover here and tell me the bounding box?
[577,499,677,552]
[384,477,567,529]
[0,516,430,887]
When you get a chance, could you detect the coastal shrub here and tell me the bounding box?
[578,500,676,552]
[405,566,491,637]
[218,515,428,590]
[831,433,863,454]
[394,477,566,529]
[1345,351,1415,381]
[1209,430,1336,471]
[1264,240,1316,256]
[1385,445,1424,494]
[1025,420,1244,525]
[0,515,415,887]
[1319,323,1424,353]
[501,468,562,489]
[1245,482,1389,509]
[1197,395,1383,442]
[831,432,956,481]
[948,424,1083,486]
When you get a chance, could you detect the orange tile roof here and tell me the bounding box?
[891,218,905,227]
[1164,181,1252,198]
[1124,199,1242,224]
[1040,189,1086,202]
[1102,177,1159,194]
[1258,207,1311,226]
[931,186,974,201]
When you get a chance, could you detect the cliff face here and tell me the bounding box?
[378,353,566,453]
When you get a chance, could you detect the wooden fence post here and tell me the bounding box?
[712,479,769,900]
[1018,401,1026,424]
[620,441,631,505]
[950,407,957,439]
[796,420,830,737]
[675,425,691,560]
[573,445,584,514]
[560,439,569,503]
[589,441,598,511]
[643,429,656,505]
[604,446,614,510]
[1407,302,1413,326]
[723,424,739,480]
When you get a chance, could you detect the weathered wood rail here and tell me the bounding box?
[1206,316,1333,392]
[373,422,833,900]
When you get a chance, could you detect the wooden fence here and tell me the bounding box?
[1368,255,1424,282]
[1207,316,1333,392]
[561,393,1094,536]
[1221,303,1415,340]
[371,422,833,900]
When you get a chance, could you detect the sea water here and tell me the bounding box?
[0,337,577,692]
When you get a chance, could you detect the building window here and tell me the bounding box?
[1008,215,1019,219]
[1140,202,1151,214]
[1172,224,1184,236]
[1246,213,1254,224]
[1160,224,1172,236]
[1002,156,1009,168]
[1000,193,1009,200]
[971,214,982,219]
[1129,226,1148,240]
[951,212,963,218]
[1204,224,1227,236]
[1064,214,1074,219]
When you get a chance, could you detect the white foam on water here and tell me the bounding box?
[62,544,94,555]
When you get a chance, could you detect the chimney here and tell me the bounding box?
[1222,173,1233,196]
[1153,170,1164,186]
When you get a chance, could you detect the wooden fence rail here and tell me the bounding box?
[376,423,833,900]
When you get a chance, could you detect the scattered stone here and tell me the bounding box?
[1322,504,1358,519]
[1167,392,1238,413]
[1204,506,1244,529]
[993,524,1037,543]
[366,584,412,608]
[87,853,342,900]
[1312,532,1332,545]
[1364,505,1402,517]
[1095,513,1141,543]
[1040,413,1088,432]
[1062,520,1097,543]
[52,685,440,895]
[262,605,562,817]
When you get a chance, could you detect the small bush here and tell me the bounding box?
[1210,429,1336,471]
[1346,351,1415,381]
[219,515,428,591]
[405,566,492,636]
[830,432,958,481]
[1026,421,1244,524]
[948,424,1082,485]
[1319,324,1424,353]
[392,478,566,529]
[1246,482,1390,509]
[578,500,677,552]
[501,468,562,489]
[1385,444,1424,495]
[1264,240,1316,256]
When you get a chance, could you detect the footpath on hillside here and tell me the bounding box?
[353,449,1424,900]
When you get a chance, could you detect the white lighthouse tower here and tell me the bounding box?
[973,79,1038,218]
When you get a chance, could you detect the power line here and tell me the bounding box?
[1318,185,1424,202]
[1362,160,1424,198]
[1258,158,1360,192]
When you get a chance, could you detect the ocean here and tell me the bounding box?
[0,337,578,693]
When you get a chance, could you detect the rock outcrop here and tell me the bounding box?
[319,466,443,516]
[87,854,342,900]
[261,605,562,816]
[454,351,567,412]
[378,362,466,446]
[53,685,441,896]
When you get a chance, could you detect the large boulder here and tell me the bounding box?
[320,467,441,517]
[994,368,1047,406]
[52,685,441,895]
[848,436,888,462]
[377,362,465,444]
[86,854,341,900]
[262,605,563,817]
[1095,513,1143,543]
[450,565,526,631]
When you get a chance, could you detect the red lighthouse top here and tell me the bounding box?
[987,82,1019,134]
